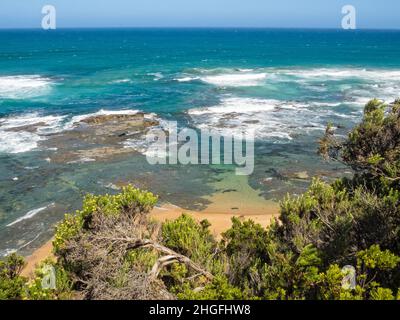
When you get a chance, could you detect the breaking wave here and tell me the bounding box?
[0,75,53,99]
[7,203,55,227]
[188,97,356,142]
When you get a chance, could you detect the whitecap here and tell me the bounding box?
[188,98,278,115]
[281,68,400,82]
[201,73,267,87]
[189,67,400,102]
[0,113,65,131]
[7,203,55,227]
[109,78,132,84]
[188,97,343,142]
[0,130,43,154]
[0,112,66,154]
[175,76,200,82]
[148,72,164,81]
[237,68,254,72]
[0,75,53,99]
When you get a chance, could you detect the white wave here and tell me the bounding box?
[148,72,164,81]
[0,130,42,154]
[110,78,132,84]
[0,248,17,257]
[0,113,66,154]
[174,67,400,111]
[175,76,200,82]
[188,97,343,142]
[0,113,65,131]
[201,73,267,87]
[0,75,53,99]
[189,98,278,115]
[17,232,42,250]
[189,98,340,116]
[281,68,400,81]
[190,67,400,83]
[275,68,400,102]
[237,68,254,72]
[188,67,400,103]
[7,203,55,227]
[311,102,342,107]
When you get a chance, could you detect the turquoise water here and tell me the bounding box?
[1,28,400,256]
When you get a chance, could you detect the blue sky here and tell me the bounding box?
[1,0,399,29]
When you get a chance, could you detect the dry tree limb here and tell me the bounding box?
[149,255,181,279]
[98,237,214,281]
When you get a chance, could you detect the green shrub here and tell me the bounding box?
[0,254,26,300]
[162,214,216,265]
[176,275,246,300]
[54,185,158,253]
[23,259,73,300]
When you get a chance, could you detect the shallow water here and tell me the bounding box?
[1,28,400,256]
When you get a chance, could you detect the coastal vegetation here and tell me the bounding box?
[1,99,399,300]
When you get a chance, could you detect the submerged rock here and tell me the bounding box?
[75,112,159,132]
[51,147,138,164]
[78,112,159,127]
[293,171,310,180]
[41,111,160,164]
[4,122,47,133]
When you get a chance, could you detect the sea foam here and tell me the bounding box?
[188,97,346,142]
[0,75,53,99]
[0,113,66,154]
[280,68,400,81]
[201,73,267,87]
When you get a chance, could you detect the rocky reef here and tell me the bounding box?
[43,112,160,164]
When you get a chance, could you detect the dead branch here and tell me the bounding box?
[98,237,214,281]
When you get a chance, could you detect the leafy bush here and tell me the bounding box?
[0,254,26,300]
[23,259,73,300]
[162,214,216,265]
[54,185,158,253]
[176,275,246,300]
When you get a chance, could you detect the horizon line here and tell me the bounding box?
[1,26,400,31]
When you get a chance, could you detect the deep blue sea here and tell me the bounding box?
[1,28,400,256]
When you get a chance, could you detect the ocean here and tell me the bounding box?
[1,28,400,256]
